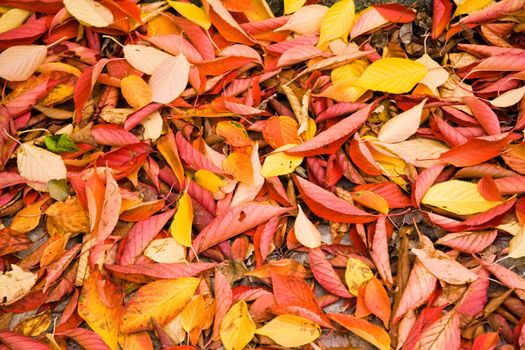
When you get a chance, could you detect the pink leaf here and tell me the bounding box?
[212,270,233,341]
[91,124,140,146]
[277,45,324,67]
[58,328,110,350]
[105,262,216,280]
[309,248,352,298]
[462,96,501,135]
[150,54,190,104]
[436,230,497,254]
[370,216,393,288]
[494,175,525,194]
[460,0,525,24]
[413,311,460,350]
[192,203,290,253]
[175,132,225,174]
[0,331,50,350]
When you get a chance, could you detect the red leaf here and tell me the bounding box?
[0,172,26,189]
[436,230,497,254]
[309,248,352,298]
[460,0,525,24]
[105,262,216,281]
[58,328,110,350]
[370,216,393,288]
[192,203,290,253]
[456,267,490,319]
[118,209,175,265]
[293,175,375,224]
[478,176,503,201]
[175,132,225,174]
[212,270,232,341]
[91,124,140,146]
[349,135,382,176]
[439,134,516,167]
[0,331,50,350]
[271,273,332,328]
[374,3,416,23]
[74,58,109,121]
[123,103,163,131]
[481,258,525,291]
[462,96,501,135]
[285,103,374,156]
[432,0,452,39]
[494,175,525,194]
[472,332,500,350]
[393,260,437,324]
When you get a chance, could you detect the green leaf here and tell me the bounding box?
[44,134,78,153]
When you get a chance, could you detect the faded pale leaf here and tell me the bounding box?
[17,143,67,191]
[276,5,328,35]
[150,54,190,104]
[294,205,322,248]
[144,238,186,263]
[0,45,47,81]
[377,98,426,143]
[123,45,173,75]
[491,85,525,108]
[0,265,37,305]
[63,0,113,27]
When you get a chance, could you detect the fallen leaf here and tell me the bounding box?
[220,300,255,350]
[255,314,320,347]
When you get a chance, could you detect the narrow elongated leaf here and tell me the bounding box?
[437,230,497,254]
[293,205,321,248]
[170,191,193,247]
[309,248,352,298]
[121,277,200,333]
[328,313,390,350]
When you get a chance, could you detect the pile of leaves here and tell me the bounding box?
[2,0,525,349]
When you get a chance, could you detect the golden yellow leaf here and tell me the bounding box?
[157,134,185,187]
[453,0,492,17]
[78,274,121,350]
[422,180,503,215]
[46,196,90,238]
[14,311,51,337]
[261,144,303,178]
[284,0,307,14]
[10,199,45,233]
[195,169,225,194]
[220,300,256,350]
[170,191,193,247]
[318,0,355,47]
[255,315,320,347]
[345,257,373,296]
[356,58,428,94]
[168,1,210,29]
[223,152,254,184]
[351,191,389,214]
[121,277,200,333]
[294,205,322,248]
[0,8,31,34]
[181,294,206,333]
[121,75,152,109]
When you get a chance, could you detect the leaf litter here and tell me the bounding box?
[1,0,525,349]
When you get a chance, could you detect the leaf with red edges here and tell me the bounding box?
[309,248,352,298]
[58,328,110,350]
[437,230,497,254]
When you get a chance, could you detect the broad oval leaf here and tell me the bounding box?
[0,265,37,306]
[356,58,428,93]
[168,1,211,29]
[123,45,173,75]
[0,45,47,81]
[491,85,525,108]
[0,8,31,34]
[120,277,200,333]
[345,257,373,296]
[121,75,152,109]
[318,0,355,47]
[421,179,504,215]
[220,300,255,350]
[261,145,304,178]
[150,54,190,104]
[276,5,329,35]
[436,230,497,254]
[64,0,114,27]
[255,315,320,347]
[377,99,426,143]
[17,143,67,191]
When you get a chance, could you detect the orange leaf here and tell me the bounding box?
[262,116,300,149]
[328,313,390,350]
[364,278,391,327]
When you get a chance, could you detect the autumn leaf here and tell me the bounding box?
[328,313,391,350]
[170,191,193,247]
[220,300,255,350]
[255,315,320,347]
[345,257,373,296]
[120,277,200,333]
[356,58,428,93]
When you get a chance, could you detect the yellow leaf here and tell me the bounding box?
[46,196,90,238]
[318,0,355,47]
[331,59,368,84]
[63,0,114,27]
[220,300,256,350]
[509,225,525,259]
[345,257,373,296]
[121,75,152,109]
[14,311,51,337]
[356,58,428,94]
[168,1,211,29]
[351,191,389,214]
[255,315,320,347]
[181,294,206,333]
[170,191,193,247]
[261,144,303,178]
[195,169,225,194]
[378,138,449,168]
[10,199,45,233]
[78,274,121,350]
[422,180,503,215]
[0,8,31,34]
[294,205,322,248]
[157,134,185,187]
[453,0,492,17]
[38,62,82,77]
[377,98,426,143]
[223,152,254,184]
[121,277,200,333]
[284,0,307,14]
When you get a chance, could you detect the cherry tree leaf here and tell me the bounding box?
[294,205,322,248]
[0,45,47,81]
[377,98,426,143]
[276,5,328,35]
[123,45,173,75]
[150,54,190,104]
[64,0,113,27]
[17,143,67,191]
[357,58,428,93]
